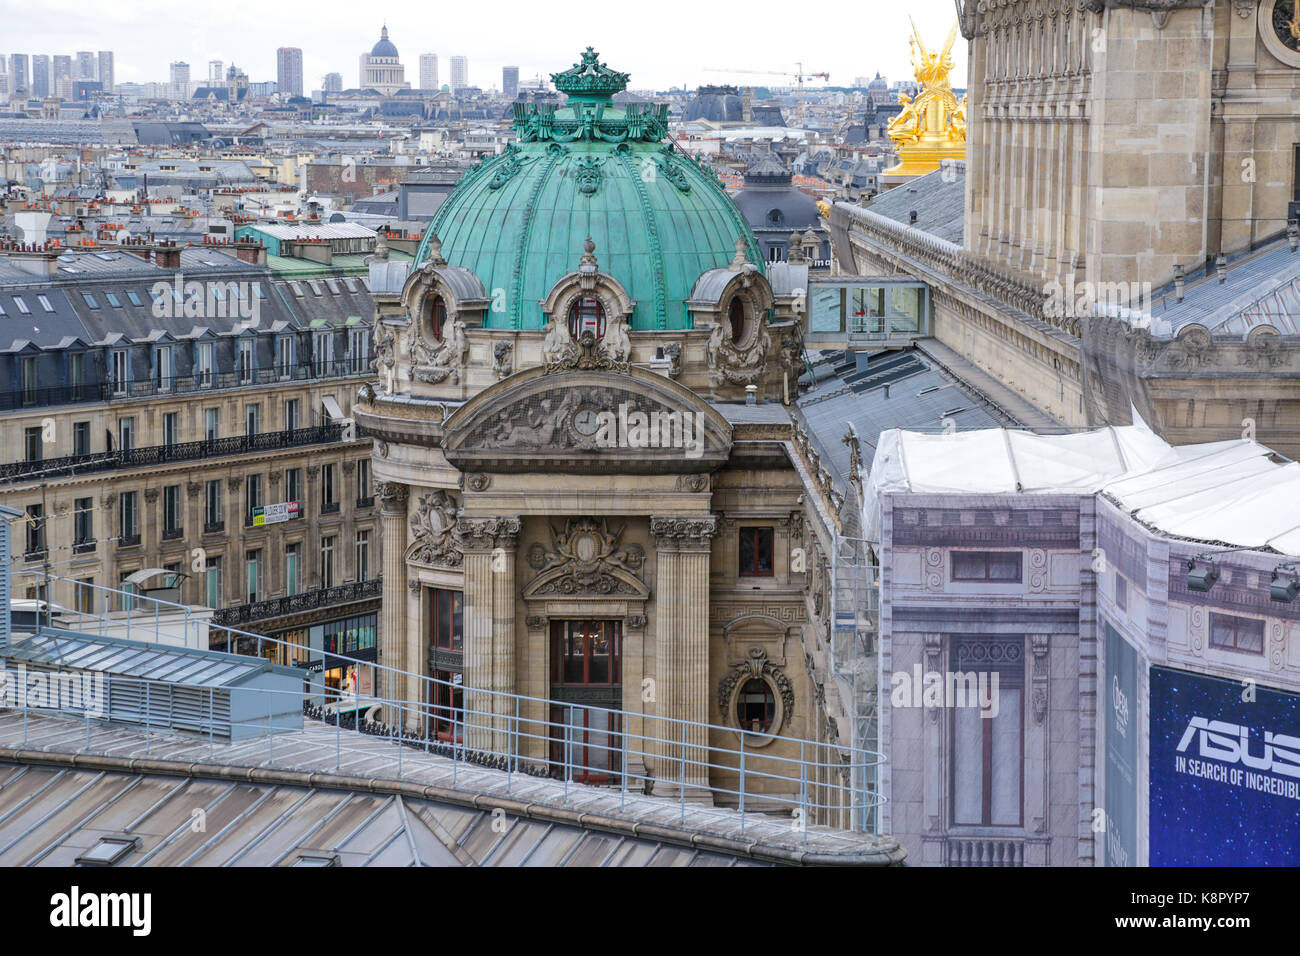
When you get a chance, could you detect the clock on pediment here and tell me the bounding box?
[1261,0,1300,66]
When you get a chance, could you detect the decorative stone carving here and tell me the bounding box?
[375,440,389,458]
[523,517,648,597]
[410,316,468,384]
[924,633,944,723]
[143,487,160,503]
[492,340,514,379]
[268,470,282,486]
[525,614,547,630]
[542,313,576,364]
[1031,634,1050,725]
[545,329,630,375]
[661,340,683,378]
[466,473,491,492]
[706,290,772,387]
[650,514,720,549]
[306,465,320,481]
[626,614,647,628]
[455,515,521,551]
[377,481,408,511]
[186,480,202,499]
[407,579,420,593]
[407,490,462,568]
[226,476,242,491]
[675,474,708,493]
[600,314,631,364]
[341,460,356,476]
[372,320,397,391]
[717,646,795,732]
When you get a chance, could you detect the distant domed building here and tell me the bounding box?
[682,85,785,128]
[359,25,410,95]
[731,154,828,263]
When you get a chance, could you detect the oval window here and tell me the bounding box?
[729,297,747,345]
[737,678,775,735]
[428,295,447,342]
[568,296,606,339]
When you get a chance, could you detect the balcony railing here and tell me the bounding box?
[211,577,382,627]
[1,354,375,413]
[117,533,141,548]
[946,837,1025,867]
[203,520,225,534]
[162,527,184,540]
[1,423,366,484]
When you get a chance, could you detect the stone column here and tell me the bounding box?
[377,481,409,714]
[650,514,718,800]
[456,515,520,754]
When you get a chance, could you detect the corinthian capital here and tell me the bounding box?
[650,514,720,550]
[377,481,409,512]
[455,515,522,551]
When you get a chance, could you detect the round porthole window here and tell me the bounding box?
[736,677,776,735]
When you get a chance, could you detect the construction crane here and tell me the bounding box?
[704,63,830,128]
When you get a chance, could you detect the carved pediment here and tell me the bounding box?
[442,365,733,474]
[522,517,650,599]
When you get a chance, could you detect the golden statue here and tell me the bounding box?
[884,18,967,181]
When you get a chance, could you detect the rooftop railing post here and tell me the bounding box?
[208,685,214,760]
[267,689,273,762]
[563,714,571,802]
[22,671,28,746]
[508,695,518,795]
[800,739,808,844]
[144,679,151,755]
[739,731,746,836]
[452,700,459,789]
[335,696,341,773]
[619,720,628,813]
[680,719,686,825]
[396,699,402,779]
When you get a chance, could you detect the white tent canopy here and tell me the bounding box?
[864,416,1300,557]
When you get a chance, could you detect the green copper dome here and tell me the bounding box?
[413,48,763,331]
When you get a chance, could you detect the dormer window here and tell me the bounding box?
[568,296,606,339]
[429,294,447,342]
[728,297,747,345]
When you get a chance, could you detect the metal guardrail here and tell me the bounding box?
[9,574,886,837]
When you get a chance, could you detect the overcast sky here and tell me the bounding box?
[0,0,968,93]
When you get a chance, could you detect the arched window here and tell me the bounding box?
[767,208,784,225]
[428,295,447,342]
[728,297,748,345]
[737,678,775,734]
[568,296,606,339]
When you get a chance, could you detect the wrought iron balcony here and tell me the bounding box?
[118,534,141,548]
[72,541,96,555]
[2,354,375,413]
[204,520,225,535]
[356,496,375,509]
[211,577,382,627]
[321,501,340,515]
[162,527,184,540]
[1,422,367,484]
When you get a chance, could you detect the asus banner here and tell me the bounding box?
[1150,666,1300,866]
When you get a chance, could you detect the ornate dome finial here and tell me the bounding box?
[550,48,630,100]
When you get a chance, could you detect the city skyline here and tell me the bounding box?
[0,0,968,93]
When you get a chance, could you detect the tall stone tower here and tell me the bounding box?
[960,0,1300,293]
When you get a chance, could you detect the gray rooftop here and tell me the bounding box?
[796,345,1007,489]
[860,162,966,245]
